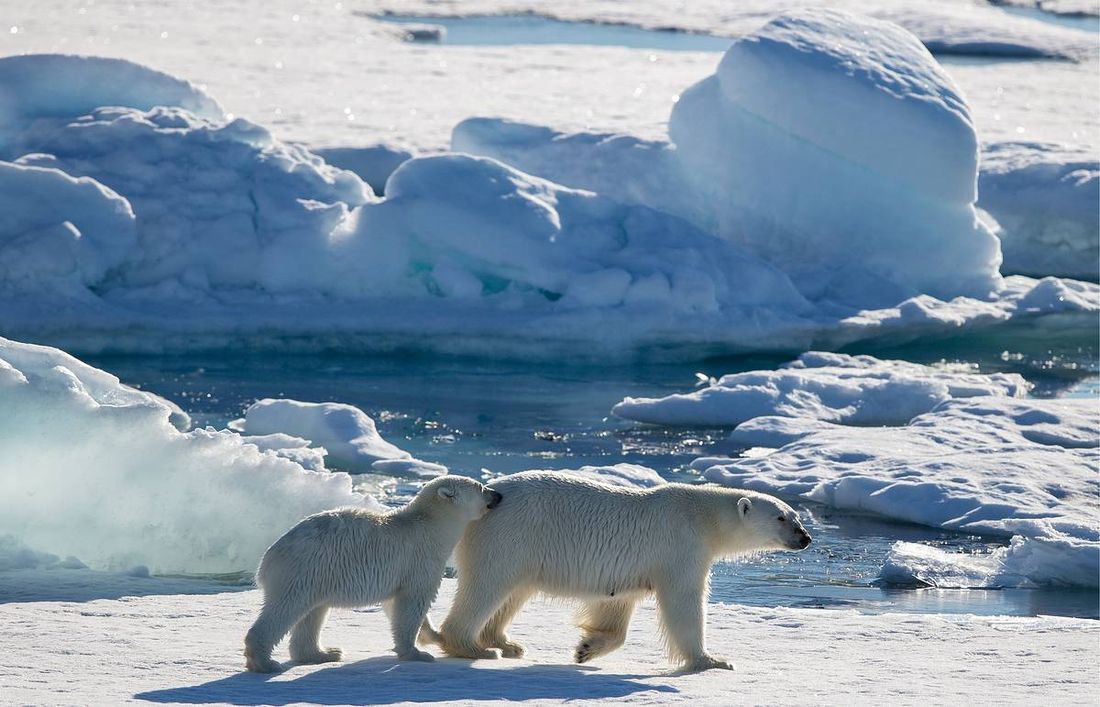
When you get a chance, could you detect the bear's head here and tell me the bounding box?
[422,475,503,522]
[733,492,811,552]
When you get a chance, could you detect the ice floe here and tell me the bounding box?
[0,336,376,575]
[612,353,1030,427]
[233,398,446,477]
[697,396,1099,587]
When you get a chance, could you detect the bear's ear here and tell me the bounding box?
[738,497,752,518]
[437,486,456,501]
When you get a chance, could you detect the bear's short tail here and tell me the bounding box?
[418,616,444,647]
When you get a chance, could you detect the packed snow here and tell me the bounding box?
[2,578,1098,704]
[697,396,1099,588]
[612,352,1030,427]
[0,337,377,575]
[233,399,447,477]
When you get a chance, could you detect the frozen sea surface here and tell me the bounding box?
[89,337,1098,619]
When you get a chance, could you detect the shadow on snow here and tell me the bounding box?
[135,656,678,704]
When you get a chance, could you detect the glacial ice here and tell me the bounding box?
[234,399,447,477]
[612,353,1030,427]
[0,337,377,575]
[697,397,1099,588]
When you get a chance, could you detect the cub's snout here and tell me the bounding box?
[487,490,503,510]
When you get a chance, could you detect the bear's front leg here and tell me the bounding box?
[654,571,733,672]
[389,588,437,662]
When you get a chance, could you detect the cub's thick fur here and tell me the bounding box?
[244,475,502,672]
[422,471,810,672]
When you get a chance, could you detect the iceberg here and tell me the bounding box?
[612,353,1030,427]
[0,337,377,575]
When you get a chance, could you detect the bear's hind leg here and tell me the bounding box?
[289,606,342,664]
[480,587,534,658]
[440,578,518,660]
[575,597,637,664]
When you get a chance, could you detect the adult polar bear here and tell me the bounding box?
[423,471,811,672]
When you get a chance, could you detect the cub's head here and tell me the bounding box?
[733,492,811,552]
[422,475,502,522]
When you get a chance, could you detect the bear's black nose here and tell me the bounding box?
[487,490,503,509]
[798,533,812,549]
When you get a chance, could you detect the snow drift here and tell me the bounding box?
[612,352,1030,427]
[234,399,447,477]
[0,337,377,575]
[697,397,1100,588]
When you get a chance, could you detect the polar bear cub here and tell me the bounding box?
[244,475,502,673]
[422,471,810,672]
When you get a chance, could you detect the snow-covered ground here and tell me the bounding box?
[1,577,1097,705]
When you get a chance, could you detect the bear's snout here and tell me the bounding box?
[797,531,811,549]
[487,490,503,510]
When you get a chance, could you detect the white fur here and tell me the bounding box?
[244,475,501,673]
[422,471,810,672]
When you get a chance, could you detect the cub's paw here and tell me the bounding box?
[244,654,285,674]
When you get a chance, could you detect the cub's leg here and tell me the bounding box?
[575,597,638,664]
[288,605,342,664]
[244,596,313,673]
[390,588,438,662]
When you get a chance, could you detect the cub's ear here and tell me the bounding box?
[437,486,456,501]
[737,497,752,517]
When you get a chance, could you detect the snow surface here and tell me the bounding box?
[234,399,447,477]
[8,0,1097,154]
[612,352,1030,427]
[697,396,1100,588]
[0,337,377,576]
[2,578,1097,704]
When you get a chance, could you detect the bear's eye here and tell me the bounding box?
[777,516,786,522]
